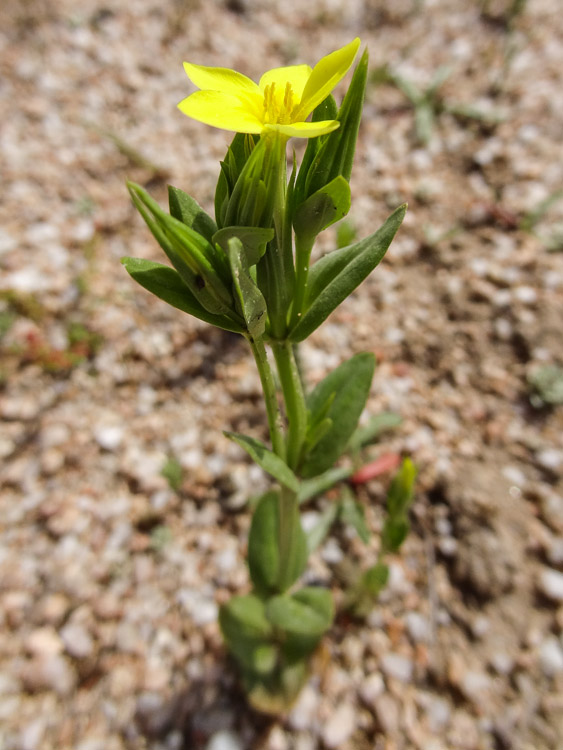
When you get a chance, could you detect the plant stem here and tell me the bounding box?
[249,336,286,461]
[290,234,314,329]
[272,340,307,471]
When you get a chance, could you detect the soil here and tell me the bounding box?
[1,1,562,749]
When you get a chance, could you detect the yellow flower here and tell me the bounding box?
[178,39,361,139]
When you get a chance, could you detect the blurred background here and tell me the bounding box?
[1,1,562,748]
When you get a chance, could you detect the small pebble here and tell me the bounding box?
[60,622,95,659]
[374,693,400,734]
[538,567,563,602]
[405,612,432,644]
[321,703,356,748]
[380,652,413,683]
[288,685,319,731]
[206,730,244,750]
[359,672,385,706]
[538,636,563,677]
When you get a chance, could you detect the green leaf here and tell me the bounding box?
[266,588,334,636]
[340,490,370,544]
[306,502,340,553]
[128,181,233,315]
[289,204,407,342]
[300,353,375,478]
[298,466,354,505]
[362,562,389,595]
[347,412,403,453]
[381,517,410,552]
[227,238,267,339]
[215,133,259,228]
[293,177,351,247]
[168,185,217,244]
[121,257,245,334]
[247,491,307,595]
[219,594,274,671]
[224,431,299,492]
[214,226,274,266]
[387,457,417,518]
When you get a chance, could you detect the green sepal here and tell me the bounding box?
[215,133,259,228]
[226,238,267,339]
[293,94,339,210]
[293,176,351,248]
[300,353,375,478]
[265,588,334,636]
[289,204,407,342]
[168,185,217,245]
[224,431,299,492]
[219,594,275,672]
[247,491,307,596]
[303,49,369,201]
[128,181,233,316]
[214,226,274,266]
[120,257,245,334]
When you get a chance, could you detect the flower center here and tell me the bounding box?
[262,82,295,125]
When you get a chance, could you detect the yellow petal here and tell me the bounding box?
[296,38,361,120]
[178,91,263,134]
[183,62,262,97]
[263,120,340,139]
[259,65,312,101]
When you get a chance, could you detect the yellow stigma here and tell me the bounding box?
[263,81,295,125]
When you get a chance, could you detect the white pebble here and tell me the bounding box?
[460,671,492,704]
[206,730,244,750]
[321,703,356,748]
[380,652,413,683]
[359,672,385,705]
[536,449,563,472]
[538,567,563,602]
[547,537,563,566]
[405,612,432,644]
[288,685,319,731]
[513,285,537,304]
[60,623,94,659]
[374,693,400,734]
[25,627,64,657]
[538,637,563,677]
[94,425,124,451]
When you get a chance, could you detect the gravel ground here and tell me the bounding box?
[1,1,563,748]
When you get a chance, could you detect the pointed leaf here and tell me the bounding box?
[168,185,217,244]
[289,204,407,342]
[300,353,375,478]
[298,465,353,505]
[121,257,245,333]
[387,457,417,517]
[224,431,299,492]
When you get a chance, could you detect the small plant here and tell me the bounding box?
[372,64,502,145]
[123,39,413,713]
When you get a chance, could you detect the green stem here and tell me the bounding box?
[249,336,286,461]
[272,340,307,471]
[290,233,314,329]
[278,484,300,591]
